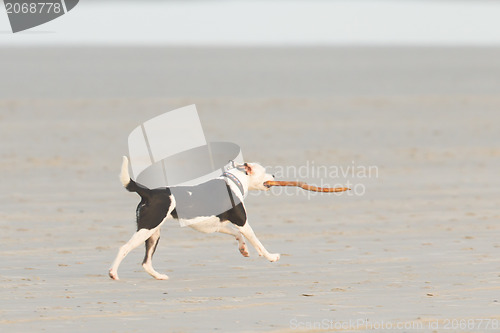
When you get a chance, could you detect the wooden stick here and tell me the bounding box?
[263,181,351,193]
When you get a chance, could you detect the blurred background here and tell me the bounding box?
[2,0,500,46]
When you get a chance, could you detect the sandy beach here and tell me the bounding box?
[1,47,499,332]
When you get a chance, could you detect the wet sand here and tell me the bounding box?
[0,47,499,332]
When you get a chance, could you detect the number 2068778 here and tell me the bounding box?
[5,2,63,14]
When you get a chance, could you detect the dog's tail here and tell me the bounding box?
[120,156,151,199]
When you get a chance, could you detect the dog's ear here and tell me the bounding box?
[244,163,253,175]
[235,164,247,174]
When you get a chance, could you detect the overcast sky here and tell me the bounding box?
[1,0,500,46]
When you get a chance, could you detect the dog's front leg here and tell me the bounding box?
[238,222,280,262]
[218,224,249,257]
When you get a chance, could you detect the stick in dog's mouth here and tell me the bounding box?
[263,181,351,193]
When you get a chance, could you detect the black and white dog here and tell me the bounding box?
[109,156,280,280]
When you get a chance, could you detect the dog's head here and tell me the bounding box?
[237,162,274,191]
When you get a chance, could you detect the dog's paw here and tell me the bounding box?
[108,269,119,280]
[153,273,169,280]
[239,244,250,257]
[267,253,280,262]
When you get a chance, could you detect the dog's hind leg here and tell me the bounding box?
[218,224,249,257]
[142,229,169,280]
[109,228,158,280]
[238,222,280,262]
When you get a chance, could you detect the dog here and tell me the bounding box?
[109,156,280,280]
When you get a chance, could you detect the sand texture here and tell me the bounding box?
[1,48,499,332]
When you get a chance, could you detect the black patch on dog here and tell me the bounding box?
[136,187,173,231]
[217,202,247,227]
